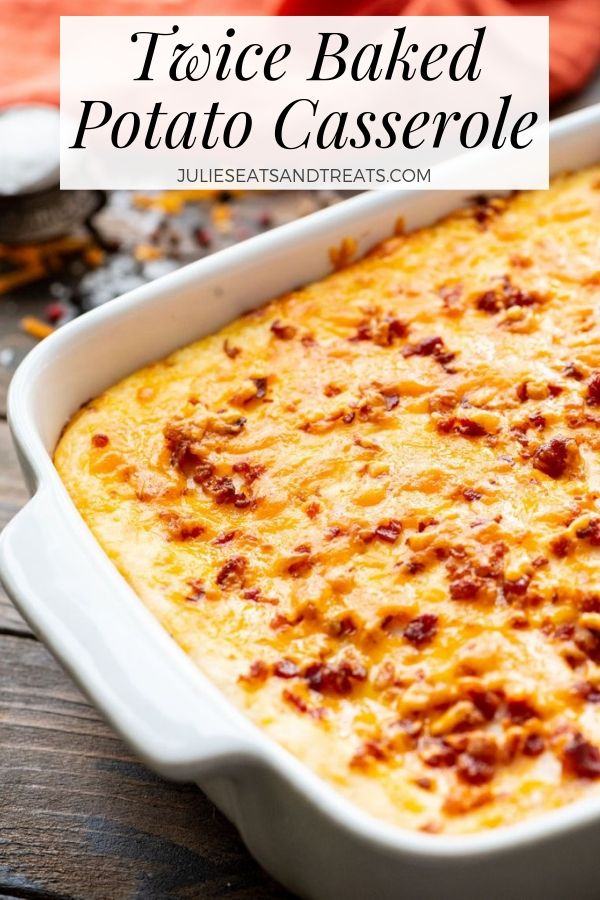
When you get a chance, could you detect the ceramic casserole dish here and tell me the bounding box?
[1,104,599,900]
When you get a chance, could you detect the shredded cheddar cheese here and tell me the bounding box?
[55,167,600,834]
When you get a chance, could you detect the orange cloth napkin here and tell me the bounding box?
[1,0,598,107]
[277,0,600,102]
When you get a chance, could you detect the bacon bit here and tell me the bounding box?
[21,315,55,341]
[330,615,358,638]
[469,690,502,721]
[45,301,66,324]
[91,433,109,448]
[225,416,247,435]
[282,689,309,714]
[350,740,387,769]
[373,519,402,544]
[533,437,569,479]
[437,417,487,438]
[471,194,505,229]
[216,556,247,590]
[450,576,483,601]
[403,335,443,358]
[503,575,531,598]
[164,415,246,468]
[185,579,206,602]
[137,386,155,403]
[555,623,575,641]
[383,392,400,411]
[522,733,545,756]
[251,377,267,400]
[305,501,320,519]
[528,413,546,431]
[274,658,299,679]
[417,518,437,533]
[324,384,342,397]
[564,362,583,380]
[282,688,324,719]
[548,384,563,397]
[270,613,293,630]
[550,534,571,558]
[286,547,314,578]
[232,461,265,483]
[582,596,600,613]
[510,253,532,269]
[462,488,482,502]
[239,660,269,684]
[586,373,600,405]
[419,738,456,768]
[213,530,237,545]
[403,613,438,647]
[576,519,600,546]
[223,339,241,359]
[304,659,367,696]
[454,735,498,785]
[475,276,540,315]
[270,320,297,340]
[396,718,423,739]
[351,315,408,346]
[329,236,357,270]
[456,754,495,785]
[159,511,204,542]
[507,699,537,724]
[134,243,162,262]
[257,210,273,228]
[562,733,600,779]
[194,226,212,247]
[194,467,254,509]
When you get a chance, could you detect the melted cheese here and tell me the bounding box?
[55,167,600,834]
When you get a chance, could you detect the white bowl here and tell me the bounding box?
[1,105,599,900]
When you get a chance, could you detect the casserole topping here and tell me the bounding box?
[55,167,600,834]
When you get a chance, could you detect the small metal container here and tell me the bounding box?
[0,105,103,244]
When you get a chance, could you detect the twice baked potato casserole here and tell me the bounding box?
[56,167,600,835]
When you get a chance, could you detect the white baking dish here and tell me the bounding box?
[1,104,599,900]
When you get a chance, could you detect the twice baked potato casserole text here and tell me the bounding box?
[56,167,600,834]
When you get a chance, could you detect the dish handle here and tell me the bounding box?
[0,486,261,780]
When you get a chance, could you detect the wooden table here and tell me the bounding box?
[1,80,598,898]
